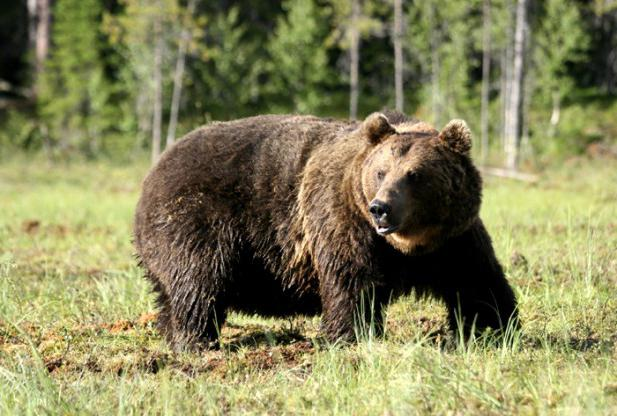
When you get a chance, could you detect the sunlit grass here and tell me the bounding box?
[0,156,616,414]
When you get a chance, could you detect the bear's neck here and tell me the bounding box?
[344,146,375,227]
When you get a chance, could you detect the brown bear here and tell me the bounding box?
[134,110,518,351]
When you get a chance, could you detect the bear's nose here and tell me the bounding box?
[369,200,391,221]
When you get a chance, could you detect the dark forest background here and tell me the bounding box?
[1,0,616,169]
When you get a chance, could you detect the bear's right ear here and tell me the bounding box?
[438,119,472,155]
[361,112,395,145]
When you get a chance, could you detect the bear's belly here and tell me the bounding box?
[226,255,322,317]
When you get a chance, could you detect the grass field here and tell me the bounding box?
[1,156,616,415]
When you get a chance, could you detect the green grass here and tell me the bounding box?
[1,156,616,415]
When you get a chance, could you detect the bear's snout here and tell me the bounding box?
[369,199,398,235]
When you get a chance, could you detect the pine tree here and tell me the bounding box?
[326,0,383,119]
[166,0,199,149]
[534,0,588,135]
[407,0,477,126]
[393,0,404,112]
[191,7,263,119]
[480,0,492,164]
[268,0,330,113]
[103,0,188,160]
[38,0,115,155]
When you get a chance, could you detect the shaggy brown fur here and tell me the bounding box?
[134,111,518,351]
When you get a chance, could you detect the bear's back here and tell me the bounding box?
[135,115,355,241]
[145,115,352,202]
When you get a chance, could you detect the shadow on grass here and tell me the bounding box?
[521,333,616,353]
[222,323,312,352]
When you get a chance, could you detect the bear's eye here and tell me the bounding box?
[376,170,386,182]
[406,171,419,182]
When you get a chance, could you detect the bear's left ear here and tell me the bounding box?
[439,119,472,155]
[361,112,396,145]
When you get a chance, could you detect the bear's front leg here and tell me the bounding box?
[319,271,387,343]
[444,277,518,339]
[433,220,519,338]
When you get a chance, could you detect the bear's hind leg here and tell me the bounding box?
[161,225,239,351]
[167,281,228,351]
[144,271,174,340]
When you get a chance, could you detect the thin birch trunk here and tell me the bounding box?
[499,48,507,149]
[27,0,37,53]
[504,0,527,170]
[36,0,50,77]
[480,0,491,165]
[548,91,561,137]
[429,5,441,126]
[502,0,513,150]
[152,18,164,165]
[393,0,404,112]
[166,0,198,149]
[28,0,50,95]
[349,0,360,120]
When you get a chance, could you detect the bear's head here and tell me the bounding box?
[356,112,482,254]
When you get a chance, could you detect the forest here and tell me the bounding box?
[1,0,616,168]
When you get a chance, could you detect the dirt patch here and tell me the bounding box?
[21,219,41,234]
[510,251,529,271]
[174,351,227,377]
[20,219,69,237]
[137,311,158,327]
[239,341,314,371]
[17,220,113,238]
[0,317,317,379]
[105,320,134,334]
[102,312,159,333]
[44,356,64,373]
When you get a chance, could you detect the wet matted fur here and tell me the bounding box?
[133,111,518,351]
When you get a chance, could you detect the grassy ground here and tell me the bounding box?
[0,156,616,415]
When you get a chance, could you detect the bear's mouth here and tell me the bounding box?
[376,225,399,235]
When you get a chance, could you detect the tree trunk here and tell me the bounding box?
[349,0,360,120]
[27,0,37,53]
[36,0,51,76]
[480,0,491,165]
[28,0,50,94]
[501,0,513,151]
[504,0,527,170]
[393,0,404,112]
[429,4,441,126]
[166,0,198,149]
[151,18,164,165]
[548,91,561,137]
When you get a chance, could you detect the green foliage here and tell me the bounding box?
[533,0,589,105]
[529,94,617,161]
[267,0,331,113]
[1,1,616,161]
[103,0,198,149]
[0,110,41,157]
[325,0,383,49]
[188,7,264,119]
[407,0,479,126]
[38,0,120,157]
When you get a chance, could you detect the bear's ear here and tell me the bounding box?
[439,119,472,155]
[361,112,395,145]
